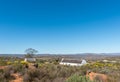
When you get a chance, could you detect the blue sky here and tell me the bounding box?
[0,0,120,54]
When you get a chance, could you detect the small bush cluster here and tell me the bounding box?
[0,69,14,82]
[23,64,82,82]
[66,74,92,82]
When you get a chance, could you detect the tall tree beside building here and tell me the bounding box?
[25,48,38,58]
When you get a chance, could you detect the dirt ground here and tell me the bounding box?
[0,66,7,69]
[10,73,23,82]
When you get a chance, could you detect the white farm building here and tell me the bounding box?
[24,58,36,62]
[60,58,87,66]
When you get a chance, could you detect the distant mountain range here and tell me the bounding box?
[0,53,120,57]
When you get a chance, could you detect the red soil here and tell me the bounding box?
[0,66,7,69]
[10,73,23,82]
[86,71,108,82]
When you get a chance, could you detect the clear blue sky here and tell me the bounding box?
[0,0,120,54]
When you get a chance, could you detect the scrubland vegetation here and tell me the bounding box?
[0,56,120,82]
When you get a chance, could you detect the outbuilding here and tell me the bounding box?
[60,58,87,66]
[24,58,36,62]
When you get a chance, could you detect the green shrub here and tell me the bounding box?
[66,74,93,82]
[0,60,7,66]
[0,68,14,82]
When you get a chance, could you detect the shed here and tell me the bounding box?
[60,58,87,66]
[24,58,36,62]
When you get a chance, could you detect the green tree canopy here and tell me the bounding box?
[25,48,38,58]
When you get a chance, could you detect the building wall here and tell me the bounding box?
[59,59,87,66]
[24,58,36,62]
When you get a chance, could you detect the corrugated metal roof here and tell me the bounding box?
[62,59,82,63]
